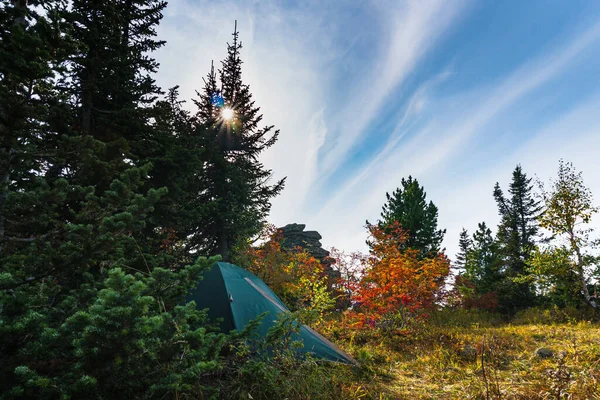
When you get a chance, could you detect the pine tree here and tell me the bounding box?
[453,222,503,310]
[373,176,445,258]
[493,164,542,312]
[140,86,211,265]
[0,0,69,252]
[1,2,228,396]
[455,228,471,273]
[193,22,285,260]
[466,222,502,291]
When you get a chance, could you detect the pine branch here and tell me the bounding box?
[0,273,53,291]
[1,231,57,242]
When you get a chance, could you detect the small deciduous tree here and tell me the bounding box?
[233,225,334,321]
[538,160,599,310]
[521,245,582,307]
[328,247,367,310]
[351,222,450,331]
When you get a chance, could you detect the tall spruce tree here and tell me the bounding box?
[62,0,197,267]
[0,0,69,251]
[193,23,285,260]
[373,176,445,258]
[493,164,542,312]
[1,1,227,397]
[67,0,166,175]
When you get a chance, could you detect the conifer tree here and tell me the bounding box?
[373,176,445,258]
[62,0,187,265]
[493,165,542,311]
[1,2,227,396]
[67,0,166,175]
[0,0,69,251]
[193,23,285,260]
[466,222,502,291]
[142,86,210,264]
[453,222,503,310]
[455,228,471,272]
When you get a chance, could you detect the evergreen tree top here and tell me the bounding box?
[455,228,472,271]
[190,21,285,259]
[191,22,281,159]
[373,175,445,258]
[494,164,542,257]
[220,20,243,104]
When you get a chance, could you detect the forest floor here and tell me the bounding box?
[324,314,600,399]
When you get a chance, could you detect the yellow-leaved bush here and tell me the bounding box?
[233,225,335,324]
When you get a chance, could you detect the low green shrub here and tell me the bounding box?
[219,312,351,400]
[1,257,228,399]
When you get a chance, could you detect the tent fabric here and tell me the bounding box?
[186,262,356,365]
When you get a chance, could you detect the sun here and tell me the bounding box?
[221,107,234,121]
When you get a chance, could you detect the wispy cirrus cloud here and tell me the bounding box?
[156,0,471,226]
[437,97,600,259]
[316,0,470,183]
[155,1,600,259]
[308,17,600,255]
[155,0,336,223]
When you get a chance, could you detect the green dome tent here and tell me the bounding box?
[186,262,356,365]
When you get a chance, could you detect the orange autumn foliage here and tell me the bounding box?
[348,222,450,329]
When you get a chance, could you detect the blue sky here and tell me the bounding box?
[155,0,600,259]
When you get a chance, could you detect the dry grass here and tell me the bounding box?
[327,315,600,399]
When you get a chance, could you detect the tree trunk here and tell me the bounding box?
[218,231,229,262]
[571,232,596,310]
[2,0,27,248]
[0,147,10,248]
[577,262,595,308]
[81,18,97,136]
[117,0,132,106]
[81,72,92,135]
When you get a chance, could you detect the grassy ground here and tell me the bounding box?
[226,310,600,399]
[330,314,600,399]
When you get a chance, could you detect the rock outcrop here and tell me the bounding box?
[278,223,338,280]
